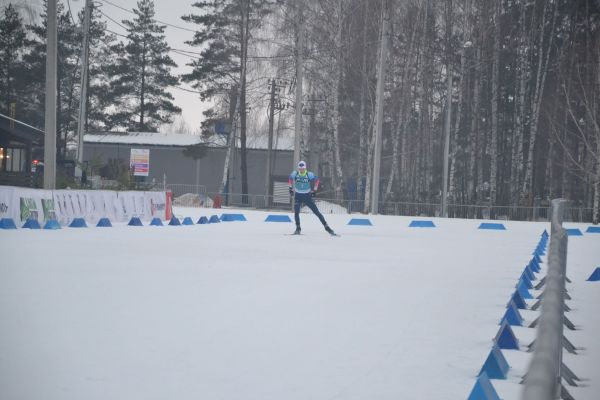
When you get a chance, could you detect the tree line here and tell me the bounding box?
[185,0,599,221]
[0,0,599,221]
[0,0,180,163]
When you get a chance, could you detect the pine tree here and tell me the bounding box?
[182,0,273,197]
[85,3,118,131]
[21,1,81,159]
[0,3,27,115]
[108,0,180,132]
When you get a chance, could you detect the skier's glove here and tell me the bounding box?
[289,187,294,196]
[310,190,316,197]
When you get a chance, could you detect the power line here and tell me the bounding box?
[98,0,197,33]
[103,28,199,60]
[98,9,128,32]
[105,28,128,39]
[170,47,203,56]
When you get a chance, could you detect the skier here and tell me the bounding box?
[288,160,336,235]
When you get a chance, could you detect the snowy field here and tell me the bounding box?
[1,207,599,400]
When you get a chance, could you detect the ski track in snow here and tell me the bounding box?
[1,207,598,400]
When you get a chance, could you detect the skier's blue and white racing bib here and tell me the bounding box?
[289,171,317,194]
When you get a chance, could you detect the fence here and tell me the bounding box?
[165,190,596,223]
[521,199,574,400]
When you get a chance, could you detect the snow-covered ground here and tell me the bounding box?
[1,208,598,400]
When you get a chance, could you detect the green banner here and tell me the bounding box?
[41,198,57,221]
[20,197,39,221]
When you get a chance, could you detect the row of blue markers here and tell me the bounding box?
[467,230,549,400]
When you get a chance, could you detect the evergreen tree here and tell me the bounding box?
[182,0,273,197]
[0,3,27,115]
[21,1,81,159]
[108,0,180,132]
[85,3,118,131]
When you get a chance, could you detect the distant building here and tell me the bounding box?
[83,131,295,196]
[0,113,44,187]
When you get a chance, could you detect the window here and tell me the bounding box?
[0,147,26,172]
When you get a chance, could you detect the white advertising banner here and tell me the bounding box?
[0,186,167,226]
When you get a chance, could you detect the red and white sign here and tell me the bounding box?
[130,148,150,176]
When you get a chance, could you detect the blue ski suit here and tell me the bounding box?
[289,170,328,228]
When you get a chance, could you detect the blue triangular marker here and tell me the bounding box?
[527,260,539,274]
[510,290,528,310]
[22,218,41,229]
[500,301,523,326]
[43,219,61,229]
[266,215,292,222]
[197,216,209,224]
[221,213,246,221]
[478,223,506,230]
[534,244,546,256]
[467,371,502,400]
[150,217,163,226]
[96,217,112,227]
[529,259,541,273]
[0,218,17,229]
[182,217,194,225]
[479,346,510,379]
[524,265,536,280]
[128,217,143,226]
[169,217,181,226]
[586,226,600,233]
[516,279,533,299]
[494,320,520,350]
[209,215,220,223]
[349,218,374,226]
[587,267,600,282]
[69,218,87,228]
[566,228,583,236]
[409,220,435,228]
[519,272,533,289]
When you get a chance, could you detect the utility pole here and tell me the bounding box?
[76,0,92,178]
[370,0,388,214]
[265,79,288,204]
[266,79,276,202]
[441,0,453,218]
[307,95,316,165]
[294,0,304,167]
[44,0,57,190]
[303,95,325,170]
[442,70,452,217]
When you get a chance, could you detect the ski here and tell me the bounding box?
[285,232,340,237]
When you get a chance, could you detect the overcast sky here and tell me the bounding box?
[11,0,209,132]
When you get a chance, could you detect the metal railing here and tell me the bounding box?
[521,199,571,400]
[165,190,596,223]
